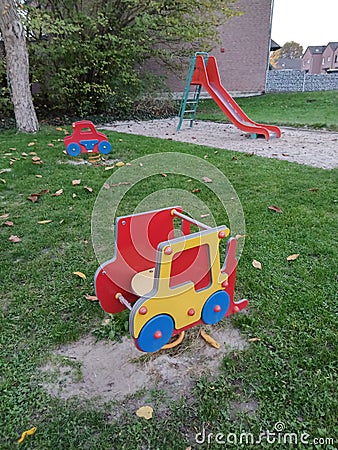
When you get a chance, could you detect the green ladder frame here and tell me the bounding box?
[177,52,209,132]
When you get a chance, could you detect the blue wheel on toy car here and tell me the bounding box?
[98,140,112,155]
[137,314,174,353]
[67,142,81,157]
[202,290,230,325]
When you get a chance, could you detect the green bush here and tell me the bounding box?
[21,0,239,119]
[28,17,145,117]
[0,59,13,119]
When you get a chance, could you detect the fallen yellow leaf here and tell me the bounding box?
[115,161,125,167]
[104,166,115,171]
[248,337,261,342]
[252,259,262,270]
[136,406,153,420]
[235,234,248,239]
[200,329,220,349]
[37,220,52,224]
[31,156,43,165]
[35,174,42,178]
[85,294,98,301]
[287,253,300,261]
[202,176,212,183]
[9,235,21,243]
[27,194,39,203]
[73,271,87,279]
[28,142,35,147]
[84,186,93,193]
[52,188,63,196]
[72,179,81,186]
[17,426,37,444]
[268,205,283,213]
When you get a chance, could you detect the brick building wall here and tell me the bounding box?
[146,0,273,96]
[214,0,273,94]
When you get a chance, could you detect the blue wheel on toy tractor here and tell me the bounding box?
[98,140,112,155]
[67,142,81,157]
[202,290,230,325]
[137,314,174,353]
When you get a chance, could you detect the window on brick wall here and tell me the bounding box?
[335,55,338,63]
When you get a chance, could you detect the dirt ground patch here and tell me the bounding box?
[102,119,338,170]
[40,324,248,412]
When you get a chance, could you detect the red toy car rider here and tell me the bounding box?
[64,120,112,156]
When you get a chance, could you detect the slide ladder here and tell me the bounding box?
[177,53,208,132]
[178,53,281,140]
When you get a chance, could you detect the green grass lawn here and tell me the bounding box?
[196,91,338,131]
[0,126,337,449]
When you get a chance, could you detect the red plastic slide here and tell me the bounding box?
[191,55,281,140]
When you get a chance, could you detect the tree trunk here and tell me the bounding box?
[0,0,39,132]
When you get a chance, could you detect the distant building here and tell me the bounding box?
[274,58,302,70]
[270,40,281,52]
[302,42,338,74]
[320,42,338,73]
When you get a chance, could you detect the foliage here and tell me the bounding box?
[18,0,240,117]
[0,57,13,119]
[270,41,303,68]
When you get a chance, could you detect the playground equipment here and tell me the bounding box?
[64,120,112,156]
[94,207,248,353]
[177,52,281,140]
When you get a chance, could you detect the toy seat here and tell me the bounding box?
[131,268,155,297]
[94,206,183,314]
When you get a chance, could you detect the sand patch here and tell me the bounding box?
[101,119,338,170]
[40,324,247,407]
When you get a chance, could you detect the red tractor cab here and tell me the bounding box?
[64,120,112,157]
